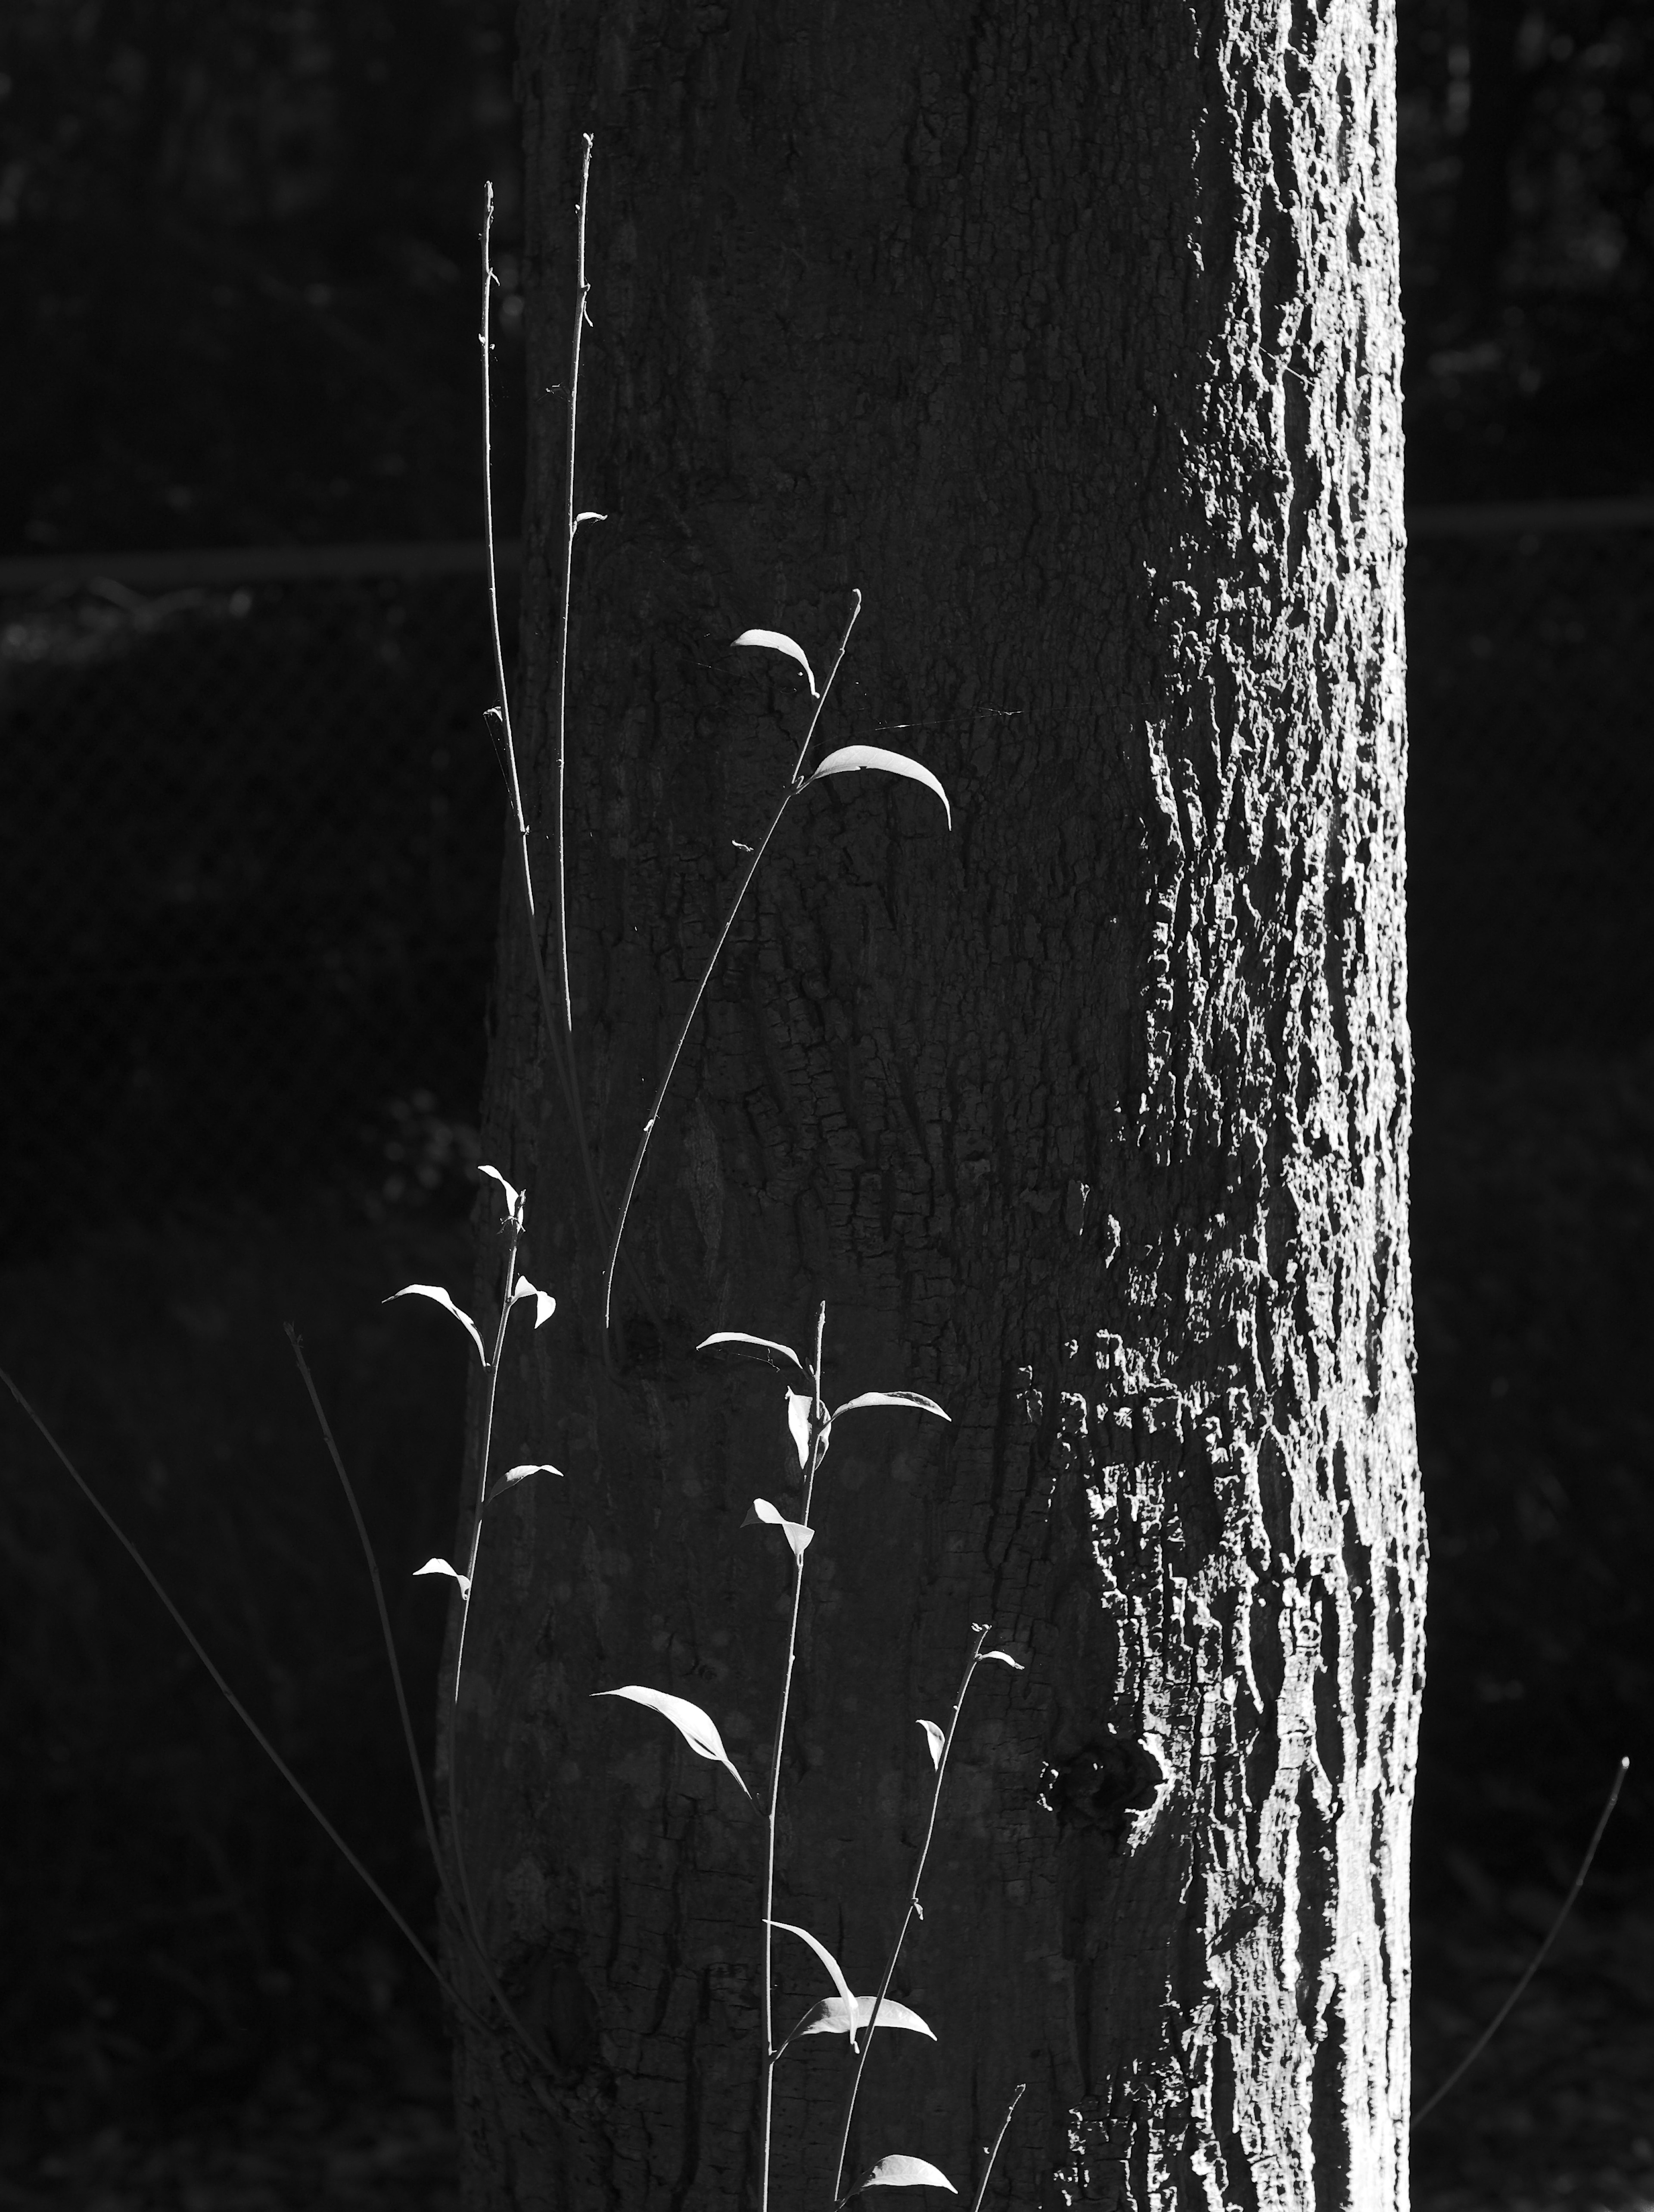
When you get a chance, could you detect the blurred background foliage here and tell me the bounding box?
[0,0,1651,2203]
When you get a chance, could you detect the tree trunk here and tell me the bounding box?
[451,2,1422,2206]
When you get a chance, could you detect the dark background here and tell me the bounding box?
[0,2,1651,2206]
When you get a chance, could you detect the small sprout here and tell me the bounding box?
[980,1649,1024,1670]
[593,1685,750,1797]
[833,1389,951,1423]
[917,1719,945,1769]
[697,1330,804,1376]
[768,1920,858,2039]
[485,1461,562,1504]
[807,745,953,831]
[414,1557,470,1600]
[794,1995,935,2042]
[848,2156,957,2198]
[733,627,818,698]
[510,1274,557,1329]
[385,1285,485,1364]
[574,510,607,529]
[746,1497,815,1560]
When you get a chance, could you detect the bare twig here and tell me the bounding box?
[1412,1755,1630,2127]
[968,2083,1026,2212]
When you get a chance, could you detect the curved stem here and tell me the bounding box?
[968,2082,1026,2212]
[830,1622,993,2206]
[759,1301,829,2212]
[602,596,863,1330]
[1412,1755,1629,2127]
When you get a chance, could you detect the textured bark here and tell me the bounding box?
[451,2,1423,2206]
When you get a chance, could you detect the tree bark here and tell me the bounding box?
[451,2,1422,2206]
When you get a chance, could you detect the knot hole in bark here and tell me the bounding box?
[1040,1733,1166,1847]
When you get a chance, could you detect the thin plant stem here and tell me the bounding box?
[602,596,863,1329]
[759,1300,829,2212]
[553,133,596,1037]
[830,1622,994,2207]
[451,1201,522,1708]
[284,1327,560,2080]
[480,180,609,1268]
[967,2083,1026,2212]
[1412,1755,1629,2128]
[0,1365,486,2029]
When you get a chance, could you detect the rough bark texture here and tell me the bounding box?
[451,2,1423,2206]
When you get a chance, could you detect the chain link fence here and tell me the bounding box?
[0,548,516,1260]
[3,519,1650,1262]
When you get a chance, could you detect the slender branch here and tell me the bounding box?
[830,1622,994,2206]
[0,1365,484,2027]
[967,2083,1026,2212]
[759,1301,830,2212]
[1412,1755,1629,2128]
[553,134,596,1037]
[601,596,863,1330]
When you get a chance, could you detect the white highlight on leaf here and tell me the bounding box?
[852,2156,957,2196]
[796,1995,935,2041]
[786,1391,814,1468]
[807,746,953,830]
[981,1649,1025,1670]
[487,1462,562,1503]
[696,1330,804,1375]
[414,1557,470,1600]
[593,1686,750,1797]
[510,1274,557,1329]
[768,1920,858,2036]
[574,510,607,528]
[745,1497,815,1560]
[917,1719,945,1769]
[477,1164,522,1220]
[732,628,818,698]
[833,1389,951,1424]
[385,1285,485,1364]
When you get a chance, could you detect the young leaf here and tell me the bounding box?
[414,1557,470,1600]
[807,746,953,830]
[917,1719,945,1770]
[786,1390,814,1469]
[593,1686,751,1798]
[732,627,818,698]
[696,1330,804,1376]
[794,1995,936,2040]
[769,1920,858,2032]
[486,1462,562,1504]
[574,510,607,528]
[477,1164,522,1220]
[832,1389,951,1424]
[385,1285,485,1365]
[981,1649,1025,1670]
[745,1497,815,1560]
[510,1274,557,1329]
[851,2157,958,2196]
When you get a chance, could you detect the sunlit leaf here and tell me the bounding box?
[696,1330,804,1376]
[794,1995,935,2041]
[478,1164,522,1220]
[832,1390,951,1424]
[807,746,952,830]
[511,1274,557,1329]
[385,1285,485,1364]
[917,1719,945,1769]
[981,1649,1025,1670]
[414,1556,470,1600]
[769,1920,857,2036]
[486,1461,562,1504]
[732,628,818,698]
[786,1390,814,1469]
[593,1686,750,1798]
[852,2157,957,2196]
[574,510,607,528]
[745,1497,815,1560]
